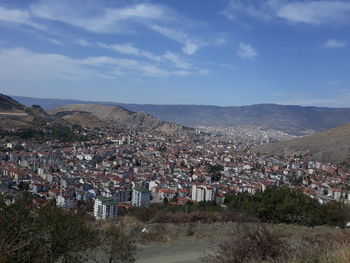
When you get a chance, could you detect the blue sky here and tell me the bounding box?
[1,0,350,106]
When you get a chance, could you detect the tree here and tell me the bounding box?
[0,193,97,262]
[101,222,137,263]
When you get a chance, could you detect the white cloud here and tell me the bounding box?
[74,39,201,71]
[151,25,202,55]
[182,42,199,55]
[324,39,347,48]
[237,43,257,59]
[0,47,206,81]
[0,47,94,80]
[0,6,45,31]
[30,1,172,33]
[98,42,162,62]
[74,38,93,47]
[276,1,350,25]
[216,37,227,45]
[163,51,191,69]
[48,38,63,45]
[223,0,350,26]
[222,0,273,21]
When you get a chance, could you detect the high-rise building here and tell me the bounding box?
[93,196,118,220]
[132,188,150,208]
[191,184,214,202]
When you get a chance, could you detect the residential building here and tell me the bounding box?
[93,196,118,220]
[132,187,150,208]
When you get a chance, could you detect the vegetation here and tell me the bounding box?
[101,222,137,263]
[225,186,349,227]
[204,224,289,263]
[0,125,89,142]
[127,187,349,227]
[0,194,136,263]
[204,223,350,263]
[208,164,223,181]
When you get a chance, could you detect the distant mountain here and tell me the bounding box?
[51,104,192,135]
[13,96,350,134]
[254,124,350,164]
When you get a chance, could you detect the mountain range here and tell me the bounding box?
[0,94,190,135]
[51,104,191,135]
[13,96,350,135]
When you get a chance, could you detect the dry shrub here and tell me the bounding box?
[246,230,350,263]
[292,231,350,263]
[204,224,289,263]
[150,211,259,224]
[151,211,218,224]
[140,224,168,243]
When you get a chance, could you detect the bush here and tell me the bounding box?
[226,186,349,227]
[204,224,289,263]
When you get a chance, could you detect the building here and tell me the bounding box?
[56,195,77,210]
[132,188,150,208]
[191,184,214,202]
[93,196,118,220]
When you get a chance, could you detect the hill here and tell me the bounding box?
[13,96,350,134]
[0,95,53,128]
[254,124,350,164]
[50,104,192,135]
[0,94,26,112]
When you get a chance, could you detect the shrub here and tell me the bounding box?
[203,224,289,263]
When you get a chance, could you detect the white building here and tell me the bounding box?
[93,196,118,220]
[56,195,77,210]
[191,184,214,202]
[101,188,130,203]
[132,188,150,208]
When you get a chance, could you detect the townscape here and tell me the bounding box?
[2,122,349,221]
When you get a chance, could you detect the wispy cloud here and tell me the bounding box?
[74,38,93,47]
[47,38,63,45]
[223,0,350,26]
[324,39,347,48]
[77,39,199,71]
[163,51,192,69]
[150,25,204,55]
[30,1,172,33]
[0,6,45,31]
[0,47,206,81]
[237,43,257,59]
[97,42,162,62]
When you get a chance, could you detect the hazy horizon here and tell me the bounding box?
[9,94,350,109]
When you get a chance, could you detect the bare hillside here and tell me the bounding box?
[254,124,350,164]
[51,104,192,135]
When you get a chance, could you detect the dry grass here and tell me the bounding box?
[204,224,350,263]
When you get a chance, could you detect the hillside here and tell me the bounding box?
[0,94,26,112]
[50,104,191,135]
[254,124,350,164]
[13,96,350,134]
[0,95,48,128]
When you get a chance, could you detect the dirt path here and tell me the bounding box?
[0,112,28,116]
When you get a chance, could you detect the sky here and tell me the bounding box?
[1,0,350,107]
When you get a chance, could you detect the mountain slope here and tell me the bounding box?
[254,124,350,164]
[13,96,350,134]
[0,94,26,112]
[51,104,191,135]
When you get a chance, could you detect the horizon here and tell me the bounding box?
[9,93,350,109]
[1,0,350,107]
